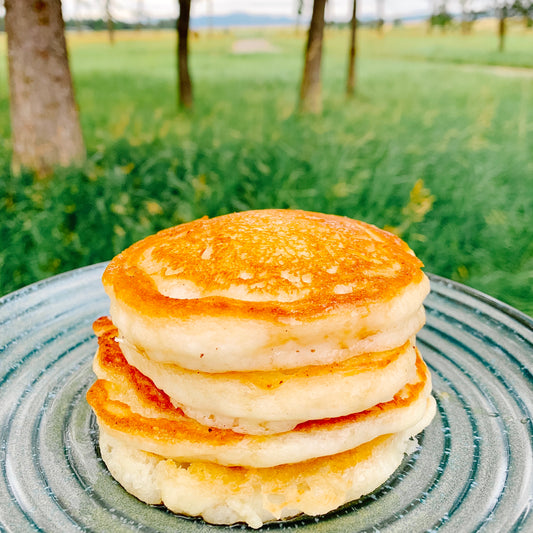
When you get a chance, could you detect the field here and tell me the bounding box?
[0,24,532,316]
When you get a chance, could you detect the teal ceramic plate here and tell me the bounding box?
[0,264,532,532]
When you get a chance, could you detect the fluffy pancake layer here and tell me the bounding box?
[103,209,430,372]
[87,318,434,467]
[116,328,419,434]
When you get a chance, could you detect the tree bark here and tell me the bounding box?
[299,0,327,114]
[346,0,358,96]
[177,0,193,110]
[5,0,85,177]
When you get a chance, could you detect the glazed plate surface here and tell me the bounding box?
[0,264,531,532]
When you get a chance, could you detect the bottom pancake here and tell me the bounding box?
[98,398,435,529]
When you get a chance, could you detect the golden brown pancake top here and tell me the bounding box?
[103,210,424,321]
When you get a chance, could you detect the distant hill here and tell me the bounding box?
[191,12,296,29]
[187,11,440,30]
[65,9,492,33]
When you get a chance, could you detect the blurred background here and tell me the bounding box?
[0,0,532,316]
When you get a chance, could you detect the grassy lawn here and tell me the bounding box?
[0,25,532,316]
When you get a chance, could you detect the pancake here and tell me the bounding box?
[86,317,434,468]
[98,401,436,529]
[115,326,418,434]
[103,210,429,372]
[87,209,435,528]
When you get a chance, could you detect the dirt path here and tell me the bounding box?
[232,39,279,54]
[459,64,533,79]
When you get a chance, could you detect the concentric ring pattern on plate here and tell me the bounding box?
[0,264,531,532]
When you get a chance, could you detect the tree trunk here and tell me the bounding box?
[136,0,144,31]
[5,0,85,177]
[177,0,193,110]
[376,0,385,36]
[460,0,470,34]
[498,7,507,52]
[105,0,115,45]
[427,0,435,34]
[74,0,82,32]
[299,0,327,114]
[346,0,358,96]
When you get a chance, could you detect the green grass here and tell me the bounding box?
[354,24,533,68]
[1,26,532,316]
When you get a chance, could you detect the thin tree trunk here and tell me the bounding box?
[440,0,449,34]
[376,0,385,36]
[5,0,85,177]
[461,19,471,34]
[177,0,193,109]
[105,0,115,45]
[427,0,435,34]
[74,0,82,32]
[498,7,506,52]
[460,0,470,34]
[299,0,327,114]
[346,0,358,96]
[136,0,144,31]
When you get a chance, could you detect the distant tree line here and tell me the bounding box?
[425,0,533,51]
[427,0,533,33]
[62,17,179,31]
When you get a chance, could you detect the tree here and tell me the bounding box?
[495,1,532,50]
[496,1,510,52]
[177,0,193,109]
[299,0,327,114]
[346,0,358,96]
[376,0,385,35]
[460,0,473,33]
[295,0,304,34]
[430,1,453,32]
[136,0,144,31]
[5,0,85,177]
[512,0,533,27]
[427,0,437,33]
[105,0,115,44]
[459,0,486,34]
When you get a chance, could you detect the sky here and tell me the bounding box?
[0,1,489,25]
[59,0,474,24]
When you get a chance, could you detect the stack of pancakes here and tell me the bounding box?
[86,209,435,528]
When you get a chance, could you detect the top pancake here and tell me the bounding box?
[103,210,429,372]
[104,209,424,319]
